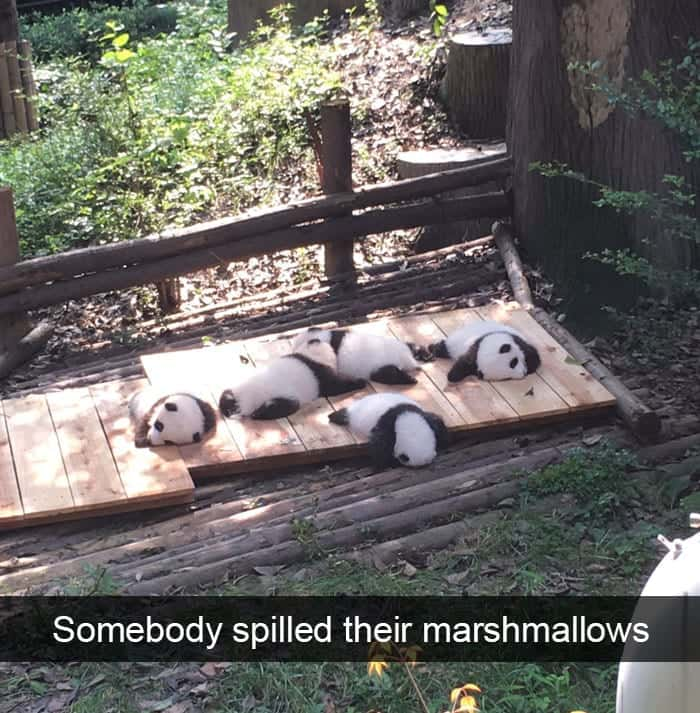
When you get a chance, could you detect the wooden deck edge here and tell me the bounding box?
[0,489,194,532]
[188,403,617,481]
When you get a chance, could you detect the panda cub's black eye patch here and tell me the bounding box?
[307,338,321,345]
[398,453,409,463]
[165,402,178,412]
[154,420,164,432]
[510,357,519,369]
[192,432,201,442]
[499,343,512,354]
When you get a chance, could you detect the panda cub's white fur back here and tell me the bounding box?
[337,392,416,436]
[219,340,366,420]
[229,341,335,417]
[292,328,419,383]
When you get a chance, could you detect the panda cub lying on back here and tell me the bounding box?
[219,339,366,420]
[429,319,541,383]
[129,388,217,447]
[292,327,429,385]
[329,393,449,469]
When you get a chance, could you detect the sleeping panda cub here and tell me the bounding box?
[219,339,366,420]
[129,388,217,448]
[429,319,541,383]
[292,327,430,385]
[329,393,449,469]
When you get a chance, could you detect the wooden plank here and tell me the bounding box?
[244,337,356,451]
[0,400,23,522]
[478,303,617,410]
[46,388,126,508]
[89,379,194,501]
[2,394,74,515]
[140,348,245,469]
[387,315,519,428]
[431,308,570,419]
[352,319,463,428]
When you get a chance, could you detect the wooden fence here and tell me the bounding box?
[0,40,38,139]
[0,97,512,377]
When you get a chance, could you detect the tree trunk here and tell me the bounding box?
[0,0,19,44]
[442,29,511,139]
[397,144,508,251]
[509,0,700,303]
[228,0,364,43]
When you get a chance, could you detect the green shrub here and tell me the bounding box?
[1,0,340,256]
[21,0,178,61]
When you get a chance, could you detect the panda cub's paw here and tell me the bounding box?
[407,342,434,363]
[219,389,240,417]
[428,340,450,359]
[328,408,350,426]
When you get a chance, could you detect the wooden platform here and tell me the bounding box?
[0,303,616,530]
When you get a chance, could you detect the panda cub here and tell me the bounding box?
[219,339,366,420]
[329,393,449,469]
[429,319,541,383]
[292,327,430,385]
[129,388,217,448]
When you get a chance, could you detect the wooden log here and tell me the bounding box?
[532,308,662,441]
[320,97,355,279]
[0,192,508,315]
[0,321,53,379]
[0,43,16,138]
[156,277,181,314]
[126,479,521,593]
[637,434,700,466]
[492,220,534,309]
[396,144,508,251]
[0,157,512,295]
[0,0,19,45]
[4,41,26,134]
[442,29,511,138]
[383,0,425,20]
[18,40,38,132]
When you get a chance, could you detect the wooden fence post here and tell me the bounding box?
[0,187,52,379]
[320,97,356,280]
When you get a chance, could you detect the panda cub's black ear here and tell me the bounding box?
[512,335,541,374]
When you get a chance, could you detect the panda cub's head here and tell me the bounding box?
[448,331,540,383]
[372,403,449,469]
[131,391,217,447]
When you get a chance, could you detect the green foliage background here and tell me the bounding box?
[1,0,340,257]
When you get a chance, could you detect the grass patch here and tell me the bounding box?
[208,660,616,713]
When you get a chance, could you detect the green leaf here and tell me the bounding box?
[434,4,448,16]
[114,48,136,62]
[113,33,130,48]
[564,355,582,365]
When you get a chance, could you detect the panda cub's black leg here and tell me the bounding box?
[328,408,349,426]
[370,365,417,385]
[250,398,300,420]
[322,377,367,397]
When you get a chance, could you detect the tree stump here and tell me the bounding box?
[380,0,425,21]
[396,143,508,252]
[441,29,511,139]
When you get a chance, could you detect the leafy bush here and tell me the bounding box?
[1,0,340,256]
[21,0,178,61]
[532,39,699,296]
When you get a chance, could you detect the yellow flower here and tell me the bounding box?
[450,683,482,702]
[367,659,389,678]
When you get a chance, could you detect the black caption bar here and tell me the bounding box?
[0,596,698,662]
